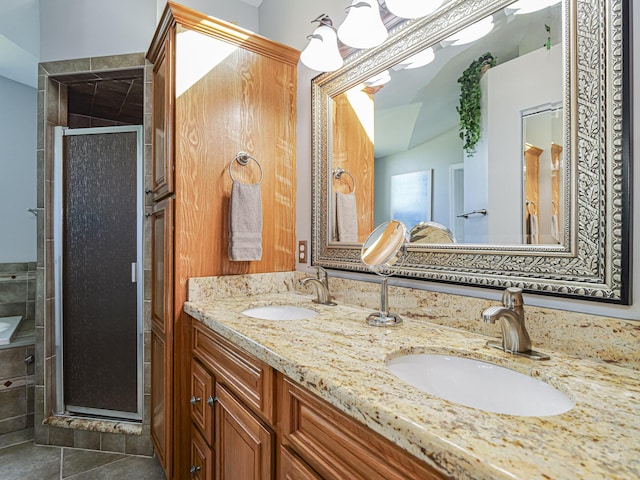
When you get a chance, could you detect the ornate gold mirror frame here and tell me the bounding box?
[311,0,631,303]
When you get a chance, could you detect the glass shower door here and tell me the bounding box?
[54,125,143,420]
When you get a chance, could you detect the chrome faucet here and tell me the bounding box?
[482,287,549,360]
[300,266,335,305]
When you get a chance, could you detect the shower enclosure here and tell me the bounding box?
[53,125,143,421]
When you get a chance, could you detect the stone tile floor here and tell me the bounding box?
[0,429,166,479]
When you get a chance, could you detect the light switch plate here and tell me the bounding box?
[298,240,308,264]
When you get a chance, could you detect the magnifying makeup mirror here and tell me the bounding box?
[360,220,408,326]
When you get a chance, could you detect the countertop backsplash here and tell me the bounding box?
[188,271,639,370]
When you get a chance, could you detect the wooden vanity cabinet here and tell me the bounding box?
[189,317,447,480]
[191,320,275,480]
[278,375,445,480]
[147,3,298,477]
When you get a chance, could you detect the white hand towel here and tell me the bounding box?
[551,213,560,243]
[228,180,262,261]
[336,191,358,243]
[529,213,539,244]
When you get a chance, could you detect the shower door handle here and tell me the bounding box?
[131,263,137,283]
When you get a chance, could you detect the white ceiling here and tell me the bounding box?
[0,0,264,88]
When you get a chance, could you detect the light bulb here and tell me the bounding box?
[507,0,562,15]
[300,24,344,72]
[445,16,494,46]
[399,47,435,69]
[338,0,388,49]
[385,0,444,19]
[364,70,391,86]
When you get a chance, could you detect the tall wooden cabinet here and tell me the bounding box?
[147,3,298,478]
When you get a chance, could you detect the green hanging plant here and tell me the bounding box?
[456,52,496,156]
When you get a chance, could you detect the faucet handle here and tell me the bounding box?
[313,266,328,282]
[502,287,523,309]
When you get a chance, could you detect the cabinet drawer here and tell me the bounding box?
[279,376,445,480]
[192,320,275,423]
[191,358,214,444]
[280,446,322,480]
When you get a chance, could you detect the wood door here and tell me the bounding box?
[191,359,214,445]
[152,30,174,200]
[150,197,174,474]
[215,383,274,480]
[524,145,542,244]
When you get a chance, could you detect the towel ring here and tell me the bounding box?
[229,151,263,185]
[526,200,537,216]
[332,167,356,194]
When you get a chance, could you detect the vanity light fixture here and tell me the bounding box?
[443,15,494,46]
[385,0,444,19]
[364,69,391,87]
[397,46,436,69]
[338,0,388,49]
[300,14,344,72]
[506,0,562,15]
[299,0,443,73]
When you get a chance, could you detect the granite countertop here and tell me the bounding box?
[184,290,640,480]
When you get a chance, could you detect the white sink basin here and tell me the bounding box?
[387,353,574,416]
[242,305,318,321]
[0,316,23,345]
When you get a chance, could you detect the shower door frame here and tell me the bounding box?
[53,125,144,421]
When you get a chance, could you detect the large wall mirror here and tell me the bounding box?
[311,0,631,303]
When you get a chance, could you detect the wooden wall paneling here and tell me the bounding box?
[331,90,375,242]
[174,31,296,279]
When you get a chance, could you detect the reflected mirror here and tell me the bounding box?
[311,0,631,302]
[330,0,564,245]
[360,220,408,326]
[361,220,408,273]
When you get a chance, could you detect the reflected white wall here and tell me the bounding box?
[0,76,37,262]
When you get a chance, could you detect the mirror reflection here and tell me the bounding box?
[330,0,564,245]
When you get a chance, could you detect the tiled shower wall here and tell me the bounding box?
[35,53,153,455]
[0,345,35,435]
[0,262,36,435]
[0,262,36,320]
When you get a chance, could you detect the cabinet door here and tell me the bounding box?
[152,29,174,200]
[150,197,174,474]
[215,383,274,480]
[190,424,213,480]
[279,446,322,480]
[191,359,214,444]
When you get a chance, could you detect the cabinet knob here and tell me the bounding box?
[190,395,201,405]
[189,464,201,475]
[207,395,216,407]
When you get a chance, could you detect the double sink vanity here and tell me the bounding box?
[184,272,639,480]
